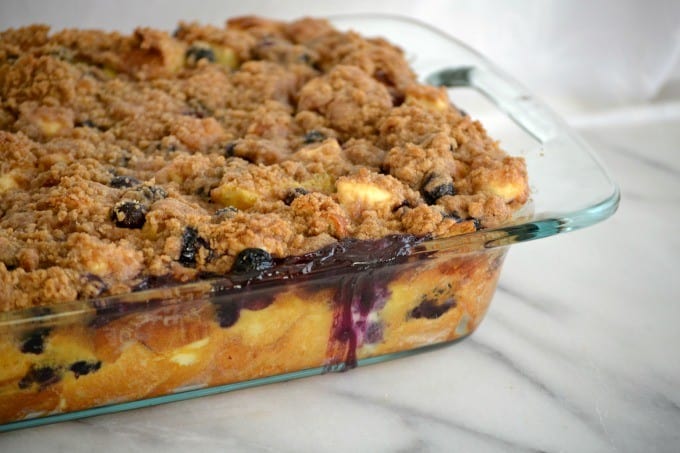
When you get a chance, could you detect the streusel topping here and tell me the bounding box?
[0,17,528,310]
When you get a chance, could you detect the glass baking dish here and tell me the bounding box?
[0,14,619,431]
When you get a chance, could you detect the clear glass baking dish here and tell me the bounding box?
[0,14,619,431]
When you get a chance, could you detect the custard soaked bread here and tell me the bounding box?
[0,17,528,424]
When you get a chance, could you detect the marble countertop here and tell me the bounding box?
[1,101,677,452]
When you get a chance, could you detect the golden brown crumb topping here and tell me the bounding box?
[0,16,528,310]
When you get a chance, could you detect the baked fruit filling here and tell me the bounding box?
[0,16,527,423]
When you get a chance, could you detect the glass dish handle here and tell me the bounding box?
[426,66,559,143]
[426,65,620,245]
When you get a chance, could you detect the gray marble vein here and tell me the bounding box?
[495,283,567,316]
[464,339,612,445]
[329,387,545,453]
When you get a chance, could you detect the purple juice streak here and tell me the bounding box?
[327,268,393,370]
[354,271,391,347]
[332,277,360,369]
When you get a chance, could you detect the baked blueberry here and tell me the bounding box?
[224,142,237,157]
[391,92,406,107]
[303,130,325,144]
[215,302,240,328]
[18,365,60,389]
[232,248,274,274]
[410,299,456,319]
[76,119,97,128]
[110,175,141,188]
[186,45,215,64]
[392,200,413,212]
[20,328,51,354]
[421,173,455,205]
[179,227,210,267]
[70,360,102,378]
[444,212,462,222]
[283,187,308,205]
[298,53,314,65]
[374,68,393,85]
[111,201,147,229]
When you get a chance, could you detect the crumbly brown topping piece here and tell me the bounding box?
[0,17,528,310]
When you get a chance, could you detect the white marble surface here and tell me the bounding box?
[1,105,678,452]
[2,3,680,451]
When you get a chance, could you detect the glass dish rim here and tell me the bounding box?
[0,13,620,324]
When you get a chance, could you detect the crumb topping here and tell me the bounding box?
[0,16,528,310]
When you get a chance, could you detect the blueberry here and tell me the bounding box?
[186,45,215,64]
[76,119,97,128]
[111,201,147,229]
[374,69,394,86]
[470,218,481,230]
[391,92,406,107]
[444,212,462,222]
[215,303,240,328]
[76,119,107,131]
[232,248,274,274]
[224,142,237,157]
[421,173,455,205]
[70,360,102,378]
[298,53,314,65]
[303,130,325,144]
[110,175,141,188]
[392,200,413,212]
[284,187,308,205]
[424,183,455,204]
[410,299,456,319]
[179,227,210,267]
[20,328,51,354]
[18,365,60,389]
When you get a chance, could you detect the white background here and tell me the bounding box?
[2,0,679,111]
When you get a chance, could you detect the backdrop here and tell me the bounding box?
[2,0,679,110]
